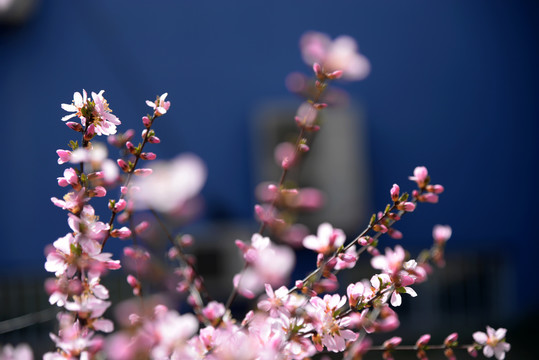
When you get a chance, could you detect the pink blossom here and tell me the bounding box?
[0,343,33,360]
[308,294,358,352]
[390,184,400,202]
[146,93,170,116]
[61,90,88,122]
[347,281,367,308]
[295,102,319,130]
[234,234,295,297]
[132,154,206,213]
[110,227,132,239]
[416,333,431,347]
[257,284,290,317]
[44,233,77,277]
[418,192,439,203]
[133,168,152,177]
[300,31,370,81]
[473,326,510,359]
[397,201,416,212]
[56,149,71,164]
[45,318,102,359]
[303,222,346,255]
[91,90,121,136]
[335,245,357,270]
[202,301,226,323]
[409,166,429,188]
[57,168,79,188]
[65,295,111,319]
[383,336,402,349]
[433,225,452,244]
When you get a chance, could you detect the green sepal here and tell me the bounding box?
[399,192,409,202]
[70,243,82,256]
[369,213,376,226]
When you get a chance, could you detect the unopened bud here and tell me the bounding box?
[125,141,137,155]
[66,122,83,132]
[313,103,327,110]
[135,221,149,235]
[180,234,194,247]
[419,193,439,203]
[397,202,416,212]
[140,152,156,160]
[88,186,106,198]
[390,184,400,202]
[313,62,324,79]
[281,157,291,170]
[327,70,343,79]
[84,124,96,141]
[142,116,151,128]
[113,199,127,212]
[134,168,152,177]
[117,159,130,172]
[426,184,444,194]
[298,143,310,152]
[110,227,132,239]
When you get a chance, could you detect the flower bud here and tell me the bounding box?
[313,62,324,79]
[125,141,137,155]
[416,334,431,348]
[427,184,444,194]
[112,199,127,213]
[135,221,149,235]
[110,227,132,239]
[327,70,343,79]
[397,202,416,212]
[298,143,310,152]
[313,102,327,110]
[134,168,152,177]
[117,159,130,172]
[383,336,402,350]
[142,116,151,128]
[84,124,96,141]
[66,122,83,132]
[140,152,156,160]
[88,186,106,197]
[390,184,400,202]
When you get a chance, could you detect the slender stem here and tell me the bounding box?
[367,344,471,351]
[258,81,326,235]
[101,116,155,250]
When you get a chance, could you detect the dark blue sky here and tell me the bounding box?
[1,0,538,329]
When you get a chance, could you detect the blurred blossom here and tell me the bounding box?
[300,31,370,81]
[132,154,206,213]
[0,343,33,360]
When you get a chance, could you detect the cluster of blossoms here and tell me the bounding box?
[27,31,512,360]
[43,90,173,358]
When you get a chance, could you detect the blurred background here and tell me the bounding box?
[0,0,537,358]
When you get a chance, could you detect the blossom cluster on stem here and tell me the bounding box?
[35,30,511,360]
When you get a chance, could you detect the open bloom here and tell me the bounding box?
[308,294,358,352]
[61,90,88,122]
[91,90,121,136]
[473,326,510,359]
[146,92,170,116]
[303,222,346,255]
[300,31,370,81]
[61,90,120,136]
[132,154,206,213]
